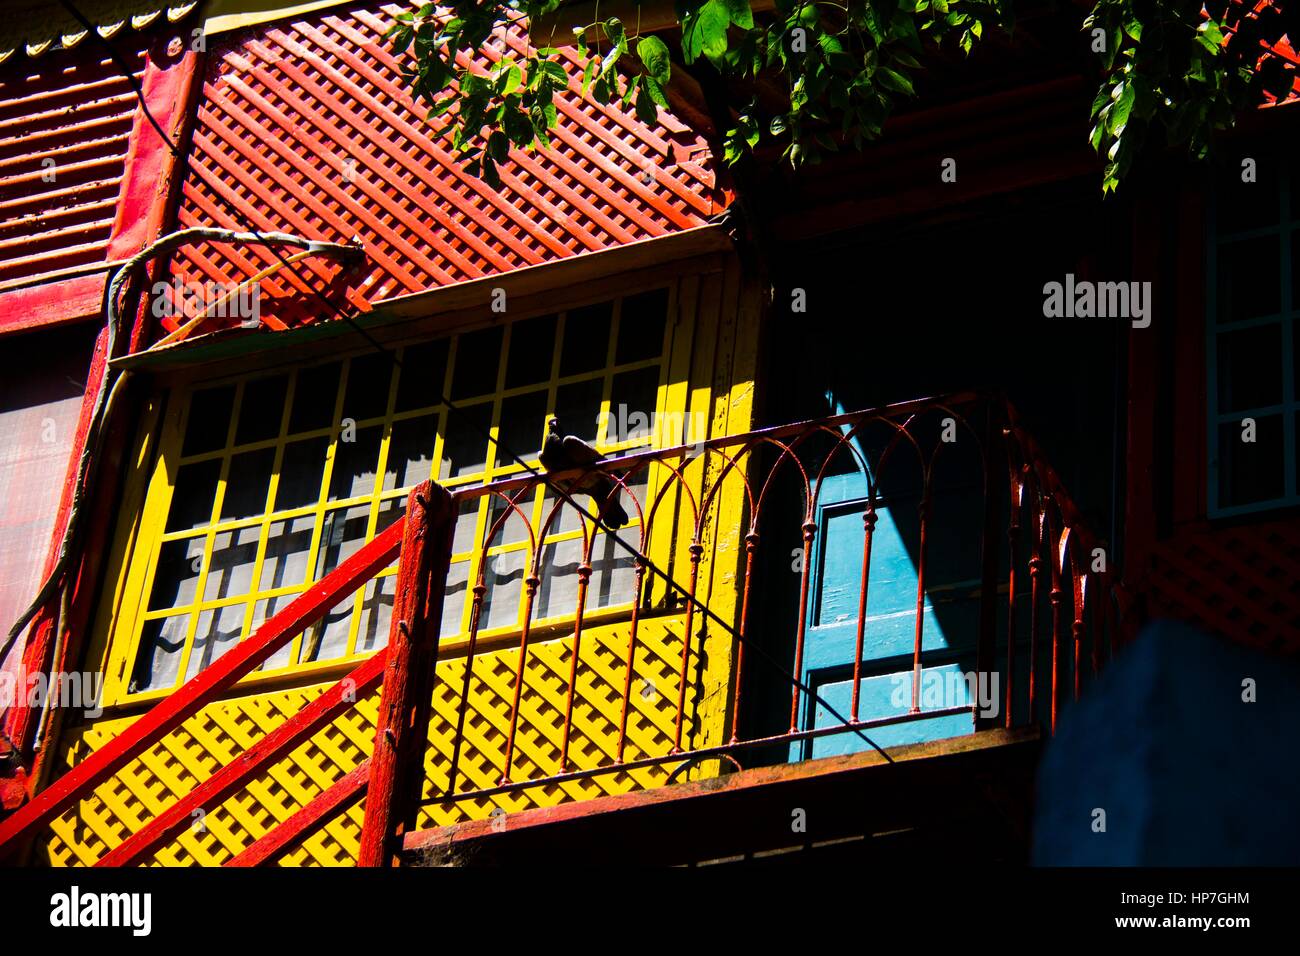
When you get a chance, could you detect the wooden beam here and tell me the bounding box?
[225,762,370,867]
[357,482,456,867]
[403,727,1041,865]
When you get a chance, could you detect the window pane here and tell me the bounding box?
[221,447,275,520]
[300,600,353,663]
[329,425,383,500]
[1218,415,1284,506]
[440,560,469,638]
[259,515,315,591]
[289,362,341,433]
[342,352,393,423]
[554,379,603,443]
[131,614,190,692]
[452,496,481,556]
[234,374,287,445]
[608,367,660,441]
[203,525,261,602]
[451,326,503,399]
[479,550,525,631]
[505,313,557,388]
[1216,324,1284,412]
[616,288,668,364]
[148,538,205,611]
[276,437,328,510]
[166,459,220,532]
[483,492,531,550]
[185,605,245,680]
[560,301,612,376]
[385,414,437,491]
[498,391,548,459]
[253,595,298,671]
[183,385,234,456]
[439,403,491,478]
[356,575,395,653]
[318,505,371,575]
[587,530,637,610]
[395,340,448,411]
[535,537,583,619]
[1216,236,1281,323]
[540,486,588,535]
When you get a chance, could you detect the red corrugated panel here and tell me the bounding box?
[0,39,147,288]
[167,1,721,333]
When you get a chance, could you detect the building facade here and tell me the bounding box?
[0,0,1296,866]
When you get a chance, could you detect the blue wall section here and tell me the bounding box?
[1033,619,1300,865]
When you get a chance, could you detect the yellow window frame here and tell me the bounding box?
[98,282,690,709]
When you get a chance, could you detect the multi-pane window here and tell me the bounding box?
[1209,158,1300,515]
[123,288,672,699]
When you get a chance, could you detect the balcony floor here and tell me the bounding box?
[403,726,1042,866]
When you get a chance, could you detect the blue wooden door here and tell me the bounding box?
[793,460,985,760]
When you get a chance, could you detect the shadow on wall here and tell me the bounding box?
[1033,619,1300,865]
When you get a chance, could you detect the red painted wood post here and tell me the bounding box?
[358,481,455,867]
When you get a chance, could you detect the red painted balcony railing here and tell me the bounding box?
[0,392,1126,865]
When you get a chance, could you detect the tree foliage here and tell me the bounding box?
[385,0,1300,193]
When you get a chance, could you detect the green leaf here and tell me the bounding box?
[644,75,670,108]
[876,67,915,96]
[718,0,753,30]
[681,0,731,65]
[635,82,659,123]
[1108,82,1135,135]
[541,61,569,85]
[497,63,522,95]
[637,35,673,83]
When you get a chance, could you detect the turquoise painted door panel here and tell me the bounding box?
[808,663,976,759]
[793,469,982,759]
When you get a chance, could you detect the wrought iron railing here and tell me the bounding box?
[0,392,1126,865]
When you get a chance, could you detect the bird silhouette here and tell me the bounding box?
[539,418,630,529]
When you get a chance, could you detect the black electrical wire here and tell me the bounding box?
[13,1,894,764]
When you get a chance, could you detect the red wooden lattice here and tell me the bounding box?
[166,1,721,335]
[1146,517,1300,655]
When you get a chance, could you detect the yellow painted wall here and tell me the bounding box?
[39,256,762,866]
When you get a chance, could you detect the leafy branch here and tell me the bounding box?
[385,0,1298,193]
[1087,0,1300,193]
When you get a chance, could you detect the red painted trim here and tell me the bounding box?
[107,37,198,262]
[225,762,370,867]
[1,32,204,765]
[0,518,405,855]
[97,651,388,866]
[357,482,455,867]
[0,276,105,335]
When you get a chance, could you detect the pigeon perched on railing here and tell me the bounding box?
[539,418,630,529]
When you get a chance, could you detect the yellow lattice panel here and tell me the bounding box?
[37,609,728,866]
